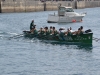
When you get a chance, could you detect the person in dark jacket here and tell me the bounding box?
[30,20,35,30]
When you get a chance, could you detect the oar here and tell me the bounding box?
[8,33,24,40]
[93,37,100,42]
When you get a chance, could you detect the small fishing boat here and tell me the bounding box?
[47,6,86,23]
[23,29,93,44]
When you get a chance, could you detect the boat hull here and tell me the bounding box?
[47,15,85,23]
[23,31,93,44]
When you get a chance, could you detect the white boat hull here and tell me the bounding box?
[47,14,85,23]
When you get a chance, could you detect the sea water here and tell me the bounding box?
[0,7,100,75]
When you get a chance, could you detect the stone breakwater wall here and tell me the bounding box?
[0,0,75,13]
[0,0,100,13]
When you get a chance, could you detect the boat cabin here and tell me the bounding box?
[58,6,74,16]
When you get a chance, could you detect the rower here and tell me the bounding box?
[59,27,66,33]
[69,27,74,33]
[72,28,81,35]
[49,26,53,34]
[44,27,49,35]
[38,27,44,35]
[59,27,66,40]
[52,27,58,35]
[30,25,37,35]
[80,26,84,34]
[65,28,72,36]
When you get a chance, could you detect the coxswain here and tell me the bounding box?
[30,20,35,30]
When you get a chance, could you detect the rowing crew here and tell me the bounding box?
[30,25,84,36]
[29,20,91,36]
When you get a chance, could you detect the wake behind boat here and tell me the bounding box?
[47,6,86,23]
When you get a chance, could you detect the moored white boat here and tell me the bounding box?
[47,6,86,23]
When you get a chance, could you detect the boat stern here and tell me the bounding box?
[79,32,93,44]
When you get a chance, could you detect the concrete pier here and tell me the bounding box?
[0,0,100,13]
[0,0,1,13]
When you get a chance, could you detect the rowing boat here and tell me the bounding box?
[23,30,93,44]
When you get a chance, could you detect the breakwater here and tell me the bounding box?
[0,0,100,13]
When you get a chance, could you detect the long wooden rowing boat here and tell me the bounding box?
[23,30,93,44]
